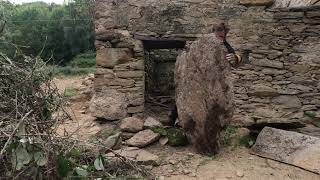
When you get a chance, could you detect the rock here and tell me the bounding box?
[120,117,144,133]
[273,0,317,8]
[90,128,122,151]
[106,147,159,165]
[288,84,313,92]
[302,105,318,111]
[115,71,144,78]
[169,159,176,165]
[250,85,279,97]
[231,115,255,127]
[127,105,144,113]
[159,137,169,146]
[239,0,274,7]
[175,34,234,154]
[96,48,132,68]
[144,117,163,128]
[126,129,160,147]
[122,132,136,140]
[294,126,320,138]
[89,90,128,120]
[251,127,320,174]
[102,132,122,150]
[261,68,286,75]
[253,108,283,118]
[272,95,302,109]
[183,169,191,175]
[251,59,284,69]
[236,170,244,177]
[136,150,159,165]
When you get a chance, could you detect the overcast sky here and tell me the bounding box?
[8,0,67,4]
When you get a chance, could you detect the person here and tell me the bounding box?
[213,22,242,66]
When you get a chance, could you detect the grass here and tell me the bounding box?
[198,155,215,166]
[63,87,78,97]
[54,66,96,77]
[54,51,96,77]
[69,52,96,68]
[238,135,256,148]
[222,126,238,146]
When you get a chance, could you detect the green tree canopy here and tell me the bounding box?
[0,0,95,64]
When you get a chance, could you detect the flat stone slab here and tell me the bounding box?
[105,147,159,165]
[251,127,320,174]
[126,129,160,147]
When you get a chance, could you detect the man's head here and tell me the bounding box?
[212,22,229,41]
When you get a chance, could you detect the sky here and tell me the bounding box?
[8,0,67,4]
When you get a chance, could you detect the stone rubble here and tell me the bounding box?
[143,117,163,129]
[120,117,144,133]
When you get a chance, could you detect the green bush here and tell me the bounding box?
[54,66,95,77]
[70,52,96,68]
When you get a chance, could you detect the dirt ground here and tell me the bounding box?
[54,76,320,180]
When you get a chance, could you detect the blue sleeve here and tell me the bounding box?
[223,41,236,54]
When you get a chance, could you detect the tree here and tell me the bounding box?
[0,0,95,64]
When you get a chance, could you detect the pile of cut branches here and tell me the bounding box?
[0,53,69,178]
[0,53,149,179]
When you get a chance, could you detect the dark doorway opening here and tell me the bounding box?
[143,40,186,124]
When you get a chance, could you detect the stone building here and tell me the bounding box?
[91,0,320,127]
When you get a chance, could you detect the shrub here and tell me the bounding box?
[69,52,96,68]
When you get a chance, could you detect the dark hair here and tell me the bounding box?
[212,23,229,33]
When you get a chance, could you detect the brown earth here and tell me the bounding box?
[54,76,320,180]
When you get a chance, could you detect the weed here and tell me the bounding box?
[54,66,95,77]
[64,87,78,97]
[222,126,238,146]
[70,52,96,68]
[199,156,215,166]
[238,135,256,148]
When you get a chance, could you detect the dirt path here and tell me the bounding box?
[54,76,320,180]
[148,145,319,180]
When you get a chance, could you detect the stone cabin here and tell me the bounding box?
[91,0,320,127]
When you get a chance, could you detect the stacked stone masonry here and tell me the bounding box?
[94,0,320,123]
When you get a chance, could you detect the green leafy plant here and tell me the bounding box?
[238,135,256,148]
[222,126,238,146]
[305,111,317,118]
[151,127,188,146]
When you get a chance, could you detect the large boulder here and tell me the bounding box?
[175,34,234,154]
[251,127,320,174]
[89,90,128,120]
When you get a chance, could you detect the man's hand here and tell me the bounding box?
[226,53,242,64]
[226,53,237,62]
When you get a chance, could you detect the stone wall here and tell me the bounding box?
[93,0,320,123]
[231,6,320,126]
